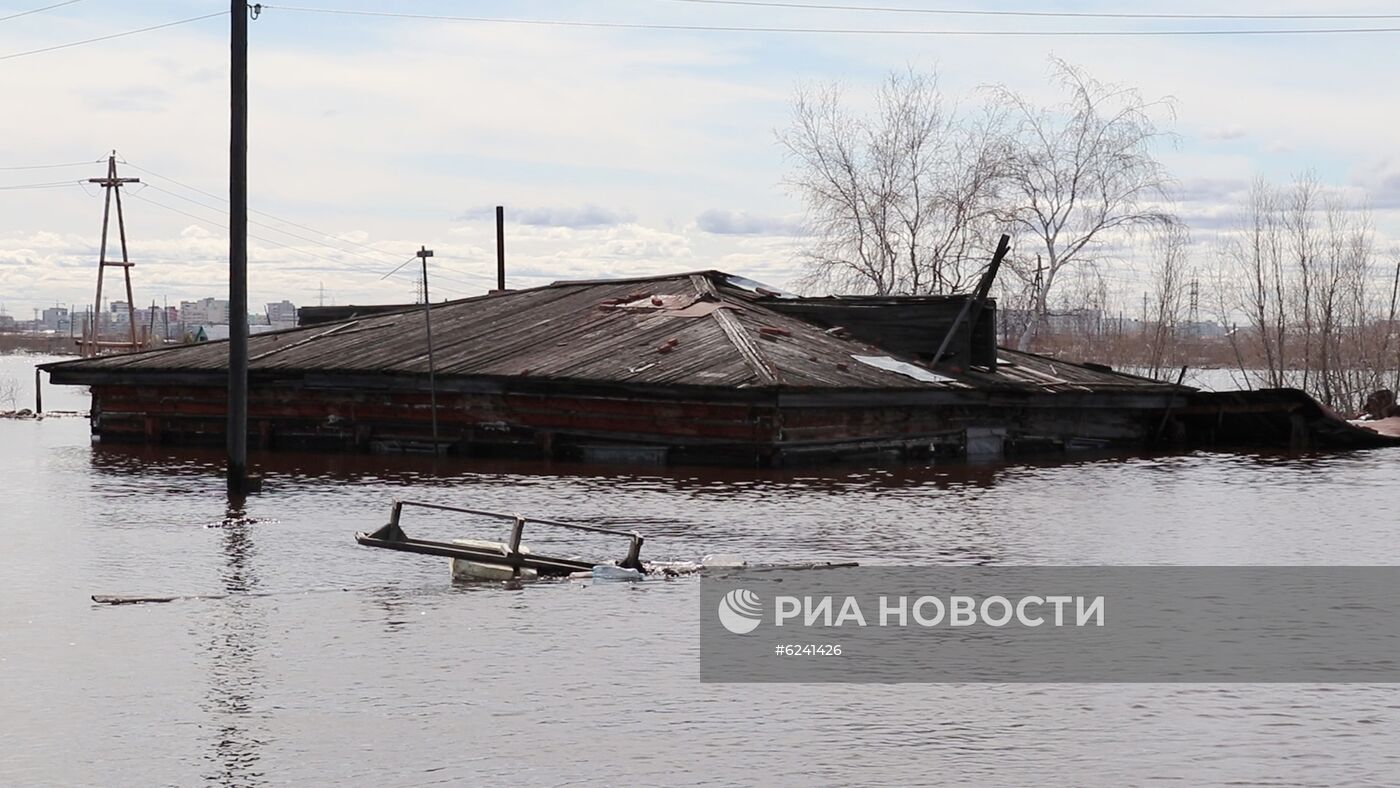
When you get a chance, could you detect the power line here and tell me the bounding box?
[126,162,466,270]
[125,190,397,276]
[260,5,1400,35]
[124,161,500,285]
[0,0,86,24]
[122,189,485,293]
[384,256,503,291]
[404,266,494,290]
[657,0,1400,21]
[0,10,227,62]
[0,179,83,190]
[139,180,497,286]
[120,164,228,202]
[379,255,417,280]
[140,181,417,271]
[0,160,101,171]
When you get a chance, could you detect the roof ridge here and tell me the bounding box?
[550,269,726,288]
[689,274,779,386]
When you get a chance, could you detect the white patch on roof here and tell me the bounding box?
[724,275,798,299]
[851,355,956,383]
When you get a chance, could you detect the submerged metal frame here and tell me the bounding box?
[355,500,645,576]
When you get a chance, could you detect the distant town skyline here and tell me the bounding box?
[6,2,1400,317]
[1,296,302,339]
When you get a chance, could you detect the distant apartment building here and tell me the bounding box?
[265,300,298,328]
[41,307,70,332]
[158,306,179,333]
[179,297,231,325]
[133,306,172,337]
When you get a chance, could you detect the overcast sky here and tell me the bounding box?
[3,0,1400,317]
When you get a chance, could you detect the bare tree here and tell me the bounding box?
[1047,261,1112,360]
[780,69,1004,296]
[1218,178,1288,388]
[0,377,18,412]
[1141,223,1190,378]
[989,58,1177,350]
[1218,174,1398,410]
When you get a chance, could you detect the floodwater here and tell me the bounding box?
[4,353,1400,787]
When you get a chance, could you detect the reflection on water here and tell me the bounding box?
[87,439,1020,492]
[202,496,267,787]
[84,434,1392,492]
[5,384,1400,785]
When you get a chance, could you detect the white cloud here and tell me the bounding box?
[695,209,804,236]
[1203,125,1247,141]
[1172,177,1249,206]
[459,204,634,229]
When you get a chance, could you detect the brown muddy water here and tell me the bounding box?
[4,354,1400,786]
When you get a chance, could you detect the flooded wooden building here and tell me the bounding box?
[38,270,1397,465]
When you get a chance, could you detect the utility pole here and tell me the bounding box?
[1032,254,1044,343]
[86,152,141,356]
[318,281,325,307]
[228,0,251,495]
[496,205,506,292]
[417,245,439,446]
[1188,277,1200,338]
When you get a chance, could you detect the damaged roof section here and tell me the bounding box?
[43,270,1184,395]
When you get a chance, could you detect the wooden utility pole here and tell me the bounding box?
[228,0,250,494]
[417,246,439,445]
[1189,277,1200,327]
[147,299,158,348]
[495,205,506,291]
[85,153,140,357]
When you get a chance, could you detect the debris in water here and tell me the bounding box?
[702,553,747,568]
[591,565,645,582]
[358,500,645,578]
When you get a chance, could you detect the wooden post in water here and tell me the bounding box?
[227,0,250,494]
[1155,365,1190,444]
[34,367,42,415]
[417,245,439,446]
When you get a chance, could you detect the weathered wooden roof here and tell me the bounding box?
[42,270,1184,394]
